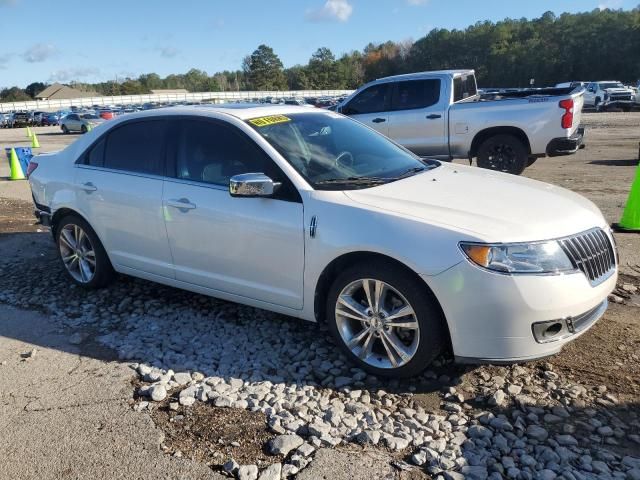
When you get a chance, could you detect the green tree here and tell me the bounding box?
[244,45,287,90]
[25,82,47,98]
[0,87,31,102]
[307,47,338,89]
[285,66,310,90]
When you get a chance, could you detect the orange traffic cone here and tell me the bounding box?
[9,148,26,180]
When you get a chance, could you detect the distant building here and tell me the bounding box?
[150,89,189,94]
[35,83,99,100]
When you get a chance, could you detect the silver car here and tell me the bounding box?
[60,113,104,134]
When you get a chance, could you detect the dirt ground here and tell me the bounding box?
[0,114,639,477]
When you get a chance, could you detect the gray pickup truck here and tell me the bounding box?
[337,70,585,175]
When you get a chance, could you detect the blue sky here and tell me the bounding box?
[0,0,635,88]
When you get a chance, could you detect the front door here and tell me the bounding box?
[162,118,305,309]
[341,83,392,137]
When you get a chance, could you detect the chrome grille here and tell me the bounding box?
[559,229,616,285]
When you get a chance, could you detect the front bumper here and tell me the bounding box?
[424,254,616,363]
[546,127,585,157]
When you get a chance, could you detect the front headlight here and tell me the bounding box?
[460,241,575,274]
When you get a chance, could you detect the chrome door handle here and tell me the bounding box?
[166,198,196,210]
[78,182,97,192]
[426,114,442,120]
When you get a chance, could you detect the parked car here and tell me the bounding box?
[28,106,617,377]
[99,109,115,120]
[9,111,34,128]
[41,112,60,126]
[337,70,586,175]
[584,81,635,111]
[60,113,104,133]
[0,112,12,128]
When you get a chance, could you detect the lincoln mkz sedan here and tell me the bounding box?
[28,106,617,377]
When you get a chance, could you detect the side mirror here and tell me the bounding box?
[229,173,280,198]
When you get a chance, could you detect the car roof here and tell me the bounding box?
[108,104,325,122]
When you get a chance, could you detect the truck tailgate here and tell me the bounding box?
[571,89,585,134]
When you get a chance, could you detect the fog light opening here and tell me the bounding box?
[532,320,569,343]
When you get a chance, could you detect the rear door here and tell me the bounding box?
[387,78,447,156]
[340,83,392,136]
[74,119,174,278]
[162,117,305,309]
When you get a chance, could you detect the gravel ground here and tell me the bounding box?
[0,114,639,479]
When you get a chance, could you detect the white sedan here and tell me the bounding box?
[28,105,617,377]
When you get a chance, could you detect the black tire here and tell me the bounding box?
[61,125,69,134]
[527,156,538,167]
[594,98,603,112]
[81,125,87,134]
[55,215,115,289]
[476,134,528,175]
[622,106,631,113]
[326,260,447,378]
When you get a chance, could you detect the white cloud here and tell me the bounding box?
[598,0,622,9]
[407,0,428,5]
[49,67,100,82]
[23,43,57,63]
[306,0,353,22]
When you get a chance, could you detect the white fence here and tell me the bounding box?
[0,89,354,113]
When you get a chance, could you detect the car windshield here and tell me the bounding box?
[599,82,624,89]
[81,114,99,119]
[247,112,438,190]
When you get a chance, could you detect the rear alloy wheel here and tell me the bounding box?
[56,215,115,288]
[327,262,446,378]
[477,134,528,175]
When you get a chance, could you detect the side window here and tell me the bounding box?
[453,76,477,102]
[83,137,105,167]
[392,79,441,110]
[103,120,166,175]
[173,119,300,202]
[343,84,391,115]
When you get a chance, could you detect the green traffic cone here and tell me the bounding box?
[613,163,640,233]
[9,148,26,180]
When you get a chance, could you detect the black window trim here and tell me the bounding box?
[390,79,441,112]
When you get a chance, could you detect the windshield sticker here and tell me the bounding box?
[249,115,291,127]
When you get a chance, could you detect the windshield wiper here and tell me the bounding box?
[393,166,426,179]
[315,176,389,186]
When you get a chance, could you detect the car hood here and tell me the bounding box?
[344,163,606,242]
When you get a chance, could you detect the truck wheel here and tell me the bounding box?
[622,106,631,113]
[527,156,538,167]
[476,134,528,175]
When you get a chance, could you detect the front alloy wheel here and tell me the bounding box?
[59,224,96,283]
[336,279,419,369]
[327,262,446,378]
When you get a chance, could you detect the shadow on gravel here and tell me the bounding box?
[588,159,639,166]
[0,230,470,406]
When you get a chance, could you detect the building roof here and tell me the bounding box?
[150,89,189,94]
[35,83,99,100]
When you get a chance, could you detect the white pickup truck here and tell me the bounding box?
[337,70,585,175]
[584,81,636,112]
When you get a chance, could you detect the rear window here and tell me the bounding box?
[103,120,166,175]
[453,74,478,102]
